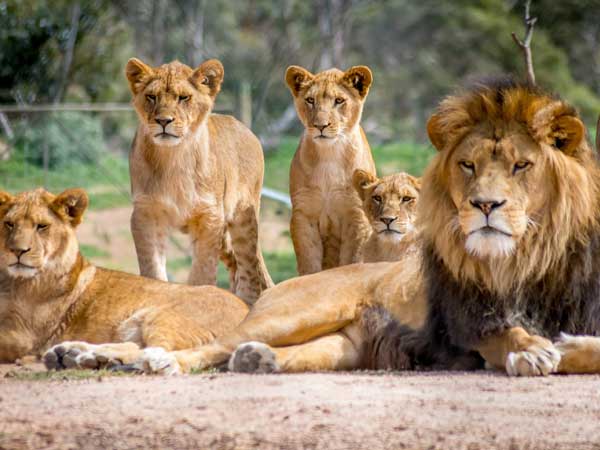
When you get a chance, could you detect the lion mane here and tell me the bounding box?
[363,78,600,369]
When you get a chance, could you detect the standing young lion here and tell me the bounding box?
[352,169,421,263]
[0,188,248,368]
[126,58,272,303]
[286,65,376,275]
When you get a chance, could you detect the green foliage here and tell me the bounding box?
[12,112,105,168]
[79,243,110,259]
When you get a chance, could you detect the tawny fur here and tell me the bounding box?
[353,170,420,263]
[286,65,376,275]
[127,58,272,304]
[0,188,248,363]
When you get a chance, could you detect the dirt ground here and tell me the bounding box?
[2,363,600,450]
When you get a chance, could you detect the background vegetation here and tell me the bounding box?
[0,0,598,283]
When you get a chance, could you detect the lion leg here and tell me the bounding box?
[187,212,224,286]
[290,211,323,275]
[555,333,600,374]
[220,231,238,293]
[476,326,561,376]
[339,220,366,266]
[140,283,362,374]
[131,204,168,281]
[229,323,363,373]
[229,205,274,304]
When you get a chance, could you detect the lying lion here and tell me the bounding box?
[0,188,248,369]
[47,78,600,377]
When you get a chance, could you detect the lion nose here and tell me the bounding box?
[315,123,330,132]
[380,217,397,226]
[155,117,174,128]
[470,199,506,216]
[11,247,31,258]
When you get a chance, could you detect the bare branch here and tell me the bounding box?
[511,0,537,85]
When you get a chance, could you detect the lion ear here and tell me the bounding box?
[125,58,154,95]
[0,191,14,216]
[51,189,89,227]
[191,59,224,98]
[427,113,446,152]
[531,101,586,156]
[352,169,378,200]
[285,66,314,97]
[410,176,422,193]
[342,66,373,99]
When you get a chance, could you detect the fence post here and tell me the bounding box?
[239,81,252,128]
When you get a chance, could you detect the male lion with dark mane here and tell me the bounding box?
[0,188,247,369]
[49,78,600,377]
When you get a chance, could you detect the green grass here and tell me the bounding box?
[0,154,131,210]
[4,368,135,381]
[167,251,297,286]
[79,243,111,259]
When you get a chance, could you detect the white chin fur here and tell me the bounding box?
[465,231,515,259]
[7,265,38,278]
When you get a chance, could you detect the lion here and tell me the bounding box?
[48,78,600,377]
[286,65,376,275]
[352,169,420,263]
[0,188,248,371]
[126,57,272,303]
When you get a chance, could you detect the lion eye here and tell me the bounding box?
[402,196,414,203]
[372,195,382,203]
[178,95,190,102]
[146,94,156,103]
[334,97,345,105]
[4,221,14,230]
[305,97,315,105]
[513,160,532,174]
[459,160,475,174]
[36,223,49,231]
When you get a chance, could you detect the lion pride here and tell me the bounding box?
[126,57,272,304]
[47,78,600,377]
[0,188,248,368]
[286,65,376,275]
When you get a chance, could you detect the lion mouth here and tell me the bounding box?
[154,132,180,139]
[378,229,403,235]
[470,225,512,237]
[9,262,36,269]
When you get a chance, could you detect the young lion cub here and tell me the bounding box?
[353,169,421,263]
[126,58,272,303]
[286,65,376,275]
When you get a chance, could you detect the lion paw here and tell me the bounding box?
[505,344,561,377]
[228,342,280,374]
[43,342,118,371]
[137,347,181,376]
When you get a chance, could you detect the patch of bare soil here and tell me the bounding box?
[2,369,600,450]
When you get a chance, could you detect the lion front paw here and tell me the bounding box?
[137,347,181,376]
[43,342,115,371]
[228,342,280,374]
[505,344,561,377]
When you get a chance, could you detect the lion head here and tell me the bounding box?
[353,169,420,238]
[126,58,224,147]
[420,78,600,294]
[285,65,372,143]
[0,188,87,279]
